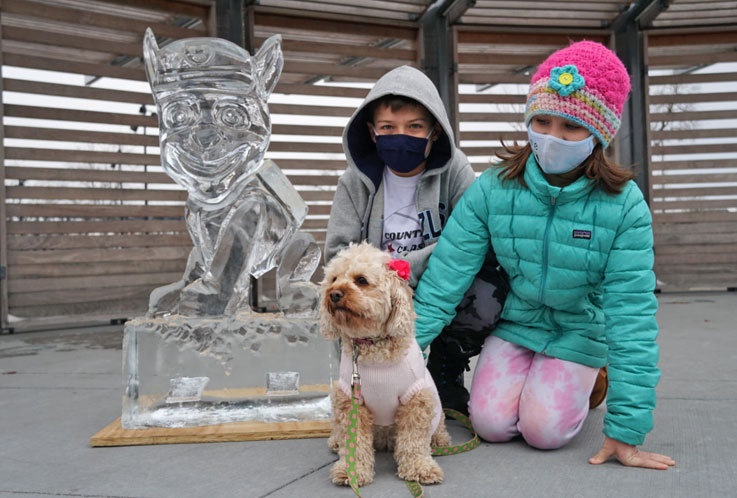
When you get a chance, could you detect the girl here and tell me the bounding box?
[413,41,675,469]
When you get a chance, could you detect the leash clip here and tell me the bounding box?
[351,344,360,387]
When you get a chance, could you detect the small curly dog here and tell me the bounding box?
[320,242,450,487]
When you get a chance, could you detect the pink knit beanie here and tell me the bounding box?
[524,40,630,148]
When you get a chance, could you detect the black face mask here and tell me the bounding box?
[373,127,433,174]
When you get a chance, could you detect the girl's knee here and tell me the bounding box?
[519,423,574,450]
[469,405,518,443]
[473,419,517,443]
[517,410,584,450]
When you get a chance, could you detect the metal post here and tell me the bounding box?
[214,0,256,52]
[419,0,475,144]
[213,0,265,309]
[614,24,651,202]
[611,0,670,204]
[0,9,10,331]
[215,0,244,47]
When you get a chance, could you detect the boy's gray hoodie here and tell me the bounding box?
[324,65,475,287]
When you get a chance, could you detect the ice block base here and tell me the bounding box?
[122,312,336,429]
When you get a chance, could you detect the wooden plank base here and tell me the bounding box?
[90,417,331,447]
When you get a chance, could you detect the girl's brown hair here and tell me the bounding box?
[494,141,635,195]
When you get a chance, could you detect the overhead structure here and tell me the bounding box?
[1,0,736,330]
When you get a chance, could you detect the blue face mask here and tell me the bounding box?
[372,126,434,174]
[527,124,594,175]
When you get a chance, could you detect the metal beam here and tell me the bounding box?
[610,0,670,31]
[419,0,476,143]
[635,0,671,28]
[442,0,476,25]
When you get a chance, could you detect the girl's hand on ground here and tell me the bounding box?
[589,436,675,470]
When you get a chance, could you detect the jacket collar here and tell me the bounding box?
[523,154,594,204]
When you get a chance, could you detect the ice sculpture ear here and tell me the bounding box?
[143,28,162,88]
[255,34,283,99]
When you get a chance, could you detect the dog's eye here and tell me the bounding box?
[332,276,337,283]
[355,276,369,286]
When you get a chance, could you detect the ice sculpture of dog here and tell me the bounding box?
[320,242,450,486]
[143,29,319,316]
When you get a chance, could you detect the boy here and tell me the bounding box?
[324,65,508,414]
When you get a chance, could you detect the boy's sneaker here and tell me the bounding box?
[427,344,471,415]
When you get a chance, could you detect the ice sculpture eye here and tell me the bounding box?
[215,103,250,128]
[163,101,198,129]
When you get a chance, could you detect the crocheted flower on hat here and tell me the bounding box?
[549,65,585,97]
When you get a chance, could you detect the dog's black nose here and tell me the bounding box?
[329,289,344,303]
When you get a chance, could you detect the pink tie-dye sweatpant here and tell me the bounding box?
[468,335,600,450]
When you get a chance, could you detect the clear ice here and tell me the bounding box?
[121,29,335,429]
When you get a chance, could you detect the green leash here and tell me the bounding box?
[345,347,363,496]
[406,409,480,498]
[345,348,480,498]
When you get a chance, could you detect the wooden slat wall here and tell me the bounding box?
[4,3,732,328]
[460,1,630,29]
[254,9,419,247]
[256,0,432,22]
[647,30,737,290]
[0,1,419,325]
[1,0,208,321]
[454,28,609,174]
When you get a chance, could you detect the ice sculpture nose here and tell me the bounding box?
[194,127,220,148]
[329,289,344,304]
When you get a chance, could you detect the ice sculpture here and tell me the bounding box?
[121,29,335,429]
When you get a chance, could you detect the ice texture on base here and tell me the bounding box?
[122,312,336,429]
[167,376,209,403]
[131,395,332,429]
[266,371,300,396]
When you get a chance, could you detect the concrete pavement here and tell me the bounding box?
[1,291,735,498]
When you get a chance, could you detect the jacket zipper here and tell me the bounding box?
[361,192,376,241]
[538,196,557,304]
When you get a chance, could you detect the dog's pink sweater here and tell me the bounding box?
[338,340,442,432]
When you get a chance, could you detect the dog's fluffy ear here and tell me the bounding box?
[384,273,415,338]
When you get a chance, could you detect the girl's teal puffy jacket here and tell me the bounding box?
[414,155,660,446]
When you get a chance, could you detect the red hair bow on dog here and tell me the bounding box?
[388,259,410,280]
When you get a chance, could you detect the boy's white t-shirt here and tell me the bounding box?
[381,167,425,257]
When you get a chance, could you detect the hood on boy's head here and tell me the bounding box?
[343,65,454,188]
